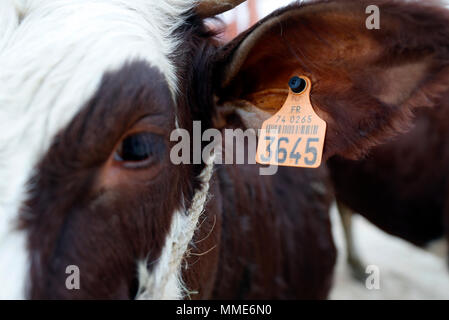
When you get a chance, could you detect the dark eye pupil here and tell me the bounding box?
[121,135,151,161]
[116,132,162,162]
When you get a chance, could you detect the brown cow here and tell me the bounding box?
[1,0,448,299]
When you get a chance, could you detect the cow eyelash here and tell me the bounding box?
[113,132,165,169]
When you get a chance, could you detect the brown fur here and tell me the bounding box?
[215,0,449,160]
[15,0,449,299]
[329,91,449,247]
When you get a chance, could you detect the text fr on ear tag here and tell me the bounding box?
[256,76,327,168]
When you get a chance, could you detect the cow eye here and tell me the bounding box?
[114,132,165,168]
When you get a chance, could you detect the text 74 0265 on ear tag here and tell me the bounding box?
[256,76,326,168]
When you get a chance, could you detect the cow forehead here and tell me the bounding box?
[0,0,194,128]
[0,0,194,298]
[0,0,194,195]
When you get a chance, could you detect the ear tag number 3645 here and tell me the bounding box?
[256,76,327,168]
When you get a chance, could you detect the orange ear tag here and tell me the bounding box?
[256,76,326,168]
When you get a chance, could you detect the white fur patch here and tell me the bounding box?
[0,0,197,299]
[136,155,215,300]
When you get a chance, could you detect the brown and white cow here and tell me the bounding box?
[1,0,448,299]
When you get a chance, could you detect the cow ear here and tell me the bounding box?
[213,0,449,160]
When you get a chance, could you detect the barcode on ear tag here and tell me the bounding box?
[256,76,327,168]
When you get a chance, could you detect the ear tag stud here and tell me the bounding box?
[256,76,327,168]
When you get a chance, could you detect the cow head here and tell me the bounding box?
[0,0,448,299]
